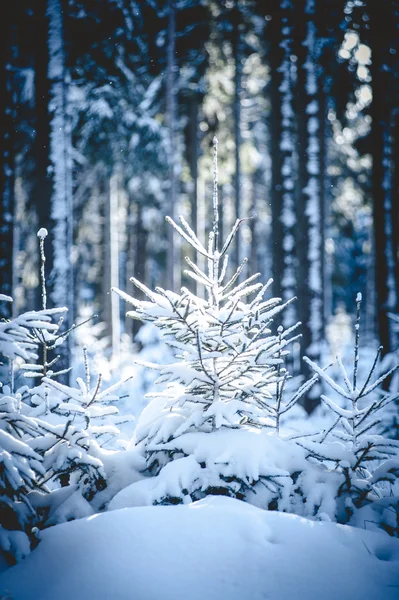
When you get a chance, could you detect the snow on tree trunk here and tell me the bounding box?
[381,127,398,351]
[369,0,398,355]
[47,0,73,378]
[293,0,323,408]
[104,169,121,357]
[166,0,180,291]
[269,4,284,310]
[232,9,242,274]
[304,1,323,364]
[392,114,399,320]
[279,0,297,330]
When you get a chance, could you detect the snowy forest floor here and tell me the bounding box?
[1,496,399,600]
[1,308,398,599]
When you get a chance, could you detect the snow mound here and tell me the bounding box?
[1,496,398,600]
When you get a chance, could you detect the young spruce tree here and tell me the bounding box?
[113,138,303,506]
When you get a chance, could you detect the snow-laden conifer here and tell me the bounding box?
[16,233,130,501]
[300,294,399,534]
[0,233,134,564]
[113,138,303,505]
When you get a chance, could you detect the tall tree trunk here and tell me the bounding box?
[166,0,179,290]
[268,4,284,302]
[279,0,297,330]
[125,198,148,341]
[392,112,399,320]
[0,5,16,316]
[187,90,199,293]
[32,0,52,259]
[369,0,397,355]
[47,0,74,377]
[232,7,242,272]
[104,170,121,357]
[249,171,259,276]
[293,0,323,411]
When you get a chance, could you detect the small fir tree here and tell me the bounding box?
[300,294,399,534]
[0,231,134,563]
[114,138,304,505]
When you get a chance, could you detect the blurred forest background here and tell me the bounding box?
[0,0,398,383]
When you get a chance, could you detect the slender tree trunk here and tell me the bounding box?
[279,0,297,329]
[0,6,16,316]
[104,170,121,357]
[166,0,179,290]
[133,202,148,337]
[392,113,399,319]
[294,0,310,382]
[249,172,258,275]
[32,0,52,310]
[369,0,397,355]
[188,90,199,293]
[268,5,284,303]
[125,193,135,340]
[188,92,199,238]
[47,0,74,377]
[293,0,323,411]
[232,8,242,272]
[318,76,327,337]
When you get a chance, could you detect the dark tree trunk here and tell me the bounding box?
[318,77,327,336]
[133,202,148,337]
[293,0,323,411]
[32,0,52,244]
[392,113,399,318]
[167,0,178,290]
[268,5,284,303]
[0,5,16,317]
[187,91,199,239]
[293,0,310,368]
[46,0,74,379]
[187,90,199,293]
[232,7,242,272]
[369,0,397,355]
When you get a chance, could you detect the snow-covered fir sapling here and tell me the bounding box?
[42,346,134,449]
[0,387,45,564]
[301,293,399,534]
[113,138,307,508]
[0,293,63,563]
[23,232,134,500]
[0,232,134,561]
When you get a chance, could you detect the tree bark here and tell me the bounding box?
[232,7,242,273]
[47,0,74,377]
[368,0,398,355]
[268,4,284,305]
[293,0,323,411]
[0,5,16,317]
[279,0,297,330]
[187,90,199,293]
[102,170,122,356]
[166,0,179,290]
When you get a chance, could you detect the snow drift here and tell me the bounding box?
[1,496,398,600]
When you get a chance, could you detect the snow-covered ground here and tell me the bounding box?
[1,496,398,600]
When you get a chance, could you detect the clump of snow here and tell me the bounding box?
[37,228,48,239]
[0,496,398,600]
